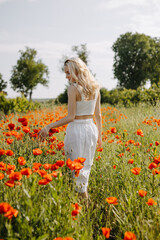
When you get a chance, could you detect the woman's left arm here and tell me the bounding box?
[38,85,76,140]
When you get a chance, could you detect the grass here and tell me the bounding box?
[0,103,160,239]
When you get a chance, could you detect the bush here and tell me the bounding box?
[100,87,160,106]
[55,88,68,104]
[0,93,40,114]
[55,85,160,106]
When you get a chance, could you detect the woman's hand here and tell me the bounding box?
[38,127,48,141]
[97,135,102,149]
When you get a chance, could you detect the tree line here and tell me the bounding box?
[1,32,160,101]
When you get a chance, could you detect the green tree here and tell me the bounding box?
[148,38,160,86]
[112,32,155,89]
[72,44,89,65]
[0,73,7,92]
[10,47,49,100]
[59,43,90,72]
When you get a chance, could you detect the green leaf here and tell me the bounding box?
[36,234,49,240]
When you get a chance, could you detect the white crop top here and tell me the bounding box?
[72,83,98,116]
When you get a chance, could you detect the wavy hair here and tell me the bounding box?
[64,58,100,99]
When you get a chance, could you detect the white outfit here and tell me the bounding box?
[64,83,98,193]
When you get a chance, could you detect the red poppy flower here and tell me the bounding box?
[110,127,116,133]
[72,203,82,211]
[102,227,110,239]
[33,129,39,133]
[108,139,114,143]
[152,169,160,175]
[21,168,32,178]
[148,162,157,170]
[5,150,14,156]
[71,209,79,217]
[5,180,15,187]
[6,138,14,144]
[38,179,50,185]
[51,171,58,178]
[0,173,4,180]
[118,153,124,157]
[97,148,103,152]
[0,162,6,171]
[7,164,16,171]
[18,157,26,166]
[33,148,43,155]
[124,232,136,240]
[57,141,64,150]
[32,163,42,171]
[106,197,118,205]
[9,172,22,181]
[73,162,84,171]
[55,160,65,167]
[74,170,80,177]
[22,126,30,133]
[51,163,59,171]
[136,129,144,137]
[37,169,47,177]
[131,168,141,175]
[21,120,28,126]
[0,202,11,213]
[8,123,15,130]
[4,207,18,219]
[146,198,157,206]
[43,164,52,170]
[138,190,147,197]
[0,150,5,156]
[66,158,74,170]
[128,159,134,164]
[18,117,27,123]
[155,141,160,146]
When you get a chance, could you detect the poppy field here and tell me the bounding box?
[0,103,160,240]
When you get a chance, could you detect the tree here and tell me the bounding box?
[148,37,160,86]
[56,44,90,104]
[72,44,89,65]
[10,47,49,100]
[0,73,7,93]
[59,43,90,72]
[112,32,155,89]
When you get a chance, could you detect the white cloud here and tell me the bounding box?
[0,0,10,4]
[27,0,40,2]
[0,41,70,56]
[98,0,150,10]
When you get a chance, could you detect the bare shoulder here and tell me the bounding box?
[96,89,100,97]
[67,85,77,94]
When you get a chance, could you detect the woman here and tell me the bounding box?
[38,58,102,204]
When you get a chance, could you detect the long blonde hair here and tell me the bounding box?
[64,58,100,98]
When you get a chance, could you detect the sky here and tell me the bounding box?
[0,0,160,99]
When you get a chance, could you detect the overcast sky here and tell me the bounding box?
[0,0,160,99]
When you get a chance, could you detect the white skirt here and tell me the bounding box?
[64,119,98,193]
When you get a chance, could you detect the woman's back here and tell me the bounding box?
[72,83,98,116]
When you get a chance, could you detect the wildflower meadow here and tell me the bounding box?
[1,103,160,240]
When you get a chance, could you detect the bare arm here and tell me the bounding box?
[95,91,102,148]
[38,85,76,139]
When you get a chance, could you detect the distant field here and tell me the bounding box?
[32,98,55,102]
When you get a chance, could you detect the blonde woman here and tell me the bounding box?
[38,58,102,205]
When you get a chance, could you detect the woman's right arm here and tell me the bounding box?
[95,91,102,148]
[38,85,76,140]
